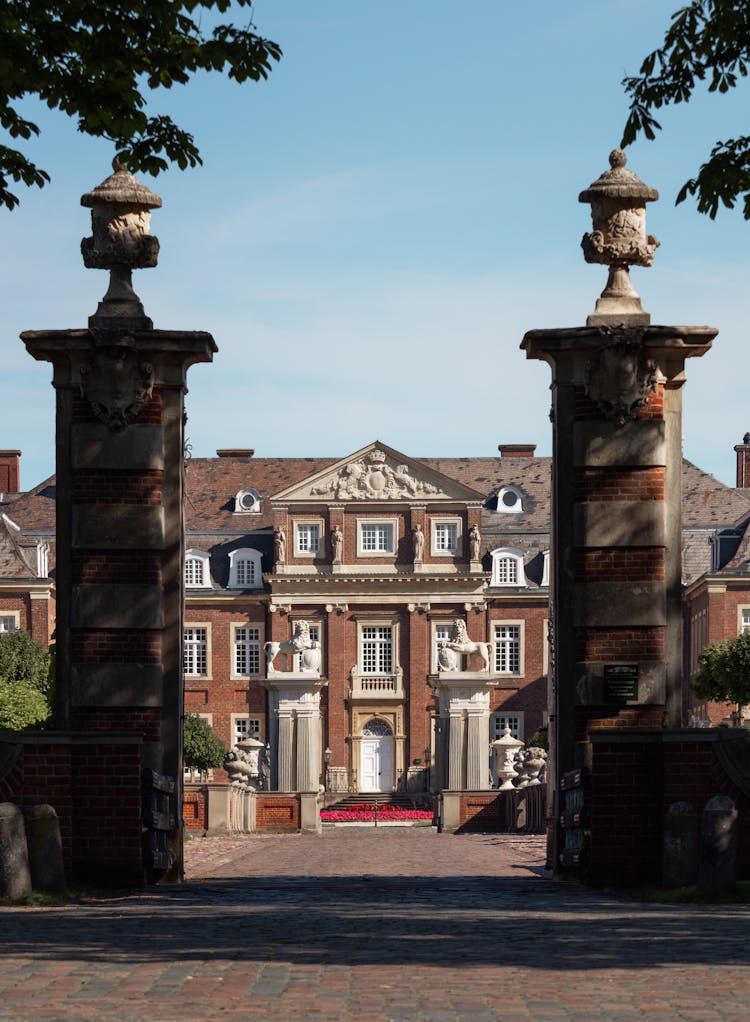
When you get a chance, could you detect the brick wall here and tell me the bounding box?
[588,729,750,886]
[183,785,208,831]
[256,794,300,831]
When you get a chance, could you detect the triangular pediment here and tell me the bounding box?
[271,441,485,504]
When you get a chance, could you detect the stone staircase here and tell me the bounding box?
[324,792,433,811]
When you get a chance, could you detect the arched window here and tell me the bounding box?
[228,548,263,589]
[496,486,524,514]
[185,549,211,588]
[490,547,526,587]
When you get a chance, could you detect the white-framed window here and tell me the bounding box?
[184,625,210,677]
[496,486,524,514]
[431,518,461,556]
[228,548,263,589]
[491,711,525,741]
[295,521,322,556]
[360,624,393,674]
[357,518,397,556]
[740,607,750,634]
[234,488,261,514]
[493,622,523,675]
[185,549,211,589]
[0,612,20,633]
[490,548,526,587]
[232,716,262,744]
[233,626,261,677]
[541,550,550,587]
[292,620,322,671]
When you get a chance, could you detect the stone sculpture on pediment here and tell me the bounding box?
[310,448,441,501]
[274,528,286,566]
[469,524,481,561]
[412,523,424,562]
[331,525,343,564]
[584,331,660,427]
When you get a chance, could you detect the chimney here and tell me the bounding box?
[0,451,21,492]
[735,434,750,488]
[498,444,536,459]
[216,449,254,459]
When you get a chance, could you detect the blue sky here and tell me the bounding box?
[2,0,749,489]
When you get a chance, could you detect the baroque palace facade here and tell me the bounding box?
[2,437,750,793]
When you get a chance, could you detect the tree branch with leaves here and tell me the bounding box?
[0,0,281,210]
[622,0,750,218]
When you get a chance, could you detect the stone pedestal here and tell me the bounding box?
[262,675,328,792]
[432,672,494,791]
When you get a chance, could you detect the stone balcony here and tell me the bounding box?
[350,667,404,700]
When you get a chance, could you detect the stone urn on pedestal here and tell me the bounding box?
[492,727,524,790]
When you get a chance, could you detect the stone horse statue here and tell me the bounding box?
[440,618,491,673]
[264,619,321,675]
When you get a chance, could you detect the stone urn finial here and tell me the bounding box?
[81,157,162,329]
[579,148,659,326]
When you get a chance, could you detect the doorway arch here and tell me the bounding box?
[359,718,395,793]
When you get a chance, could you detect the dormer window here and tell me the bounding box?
[234,488,261,514]
[496,486,524,514]
[541,550,550,587]
[185,549,211,588]
[228,548,263,588]
[491,547,526,587]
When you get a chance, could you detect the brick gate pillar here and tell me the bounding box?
[22,162,216,885]
[522,150,715,872]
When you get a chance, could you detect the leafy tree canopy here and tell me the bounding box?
[0,1,281,210]
[622,0,750,218]
[183,712,226,775]
[692,630,750,708]
[0,630,52,730]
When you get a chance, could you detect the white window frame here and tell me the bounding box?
[228,548,263,589]
[490,711,525,741]
[234,488,261,514]
[185,549,211,589]
[739,606,750,635]
[294,520,323,557]
[231,715,262,745]
[0,611,20,633]
[184,623,211,678]
[492,621,524,676]
[231,623,262,678]
[496,486,524,514]
[490,547,527,587]
[431,517,462,557]
[541,550,550,587]
[357,516,398,557]
[358,621,396,674]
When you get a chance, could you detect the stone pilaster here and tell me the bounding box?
[262,676,328,792]
[433,672,494,791]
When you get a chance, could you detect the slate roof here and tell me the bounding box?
[0,514,43,579]
[3,451,749,591]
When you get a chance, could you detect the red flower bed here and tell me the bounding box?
[321,804,433,822]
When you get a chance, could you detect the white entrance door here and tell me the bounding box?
[360,735,395,792]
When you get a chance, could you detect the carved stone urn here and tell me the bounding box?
[579,148,659,325]
[80,158,162,328]
[491,727,524,790]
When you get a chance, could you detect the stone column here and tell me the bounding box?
[295,705,318,791]
[522,150,715,872]
[466,709,488,790]
[447,713,464,790]
[276,709,295,792]
[22,162,215,885]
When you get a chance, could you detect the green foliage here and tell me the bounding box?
[183,712,226,775]
[528,726,549,751]
[622,0,750,218]
[0,630,52,730]
[0,1,282,209]
[692,630,750,707]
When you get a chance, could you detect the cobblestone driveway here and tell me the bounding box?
[0,829,748,1021]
